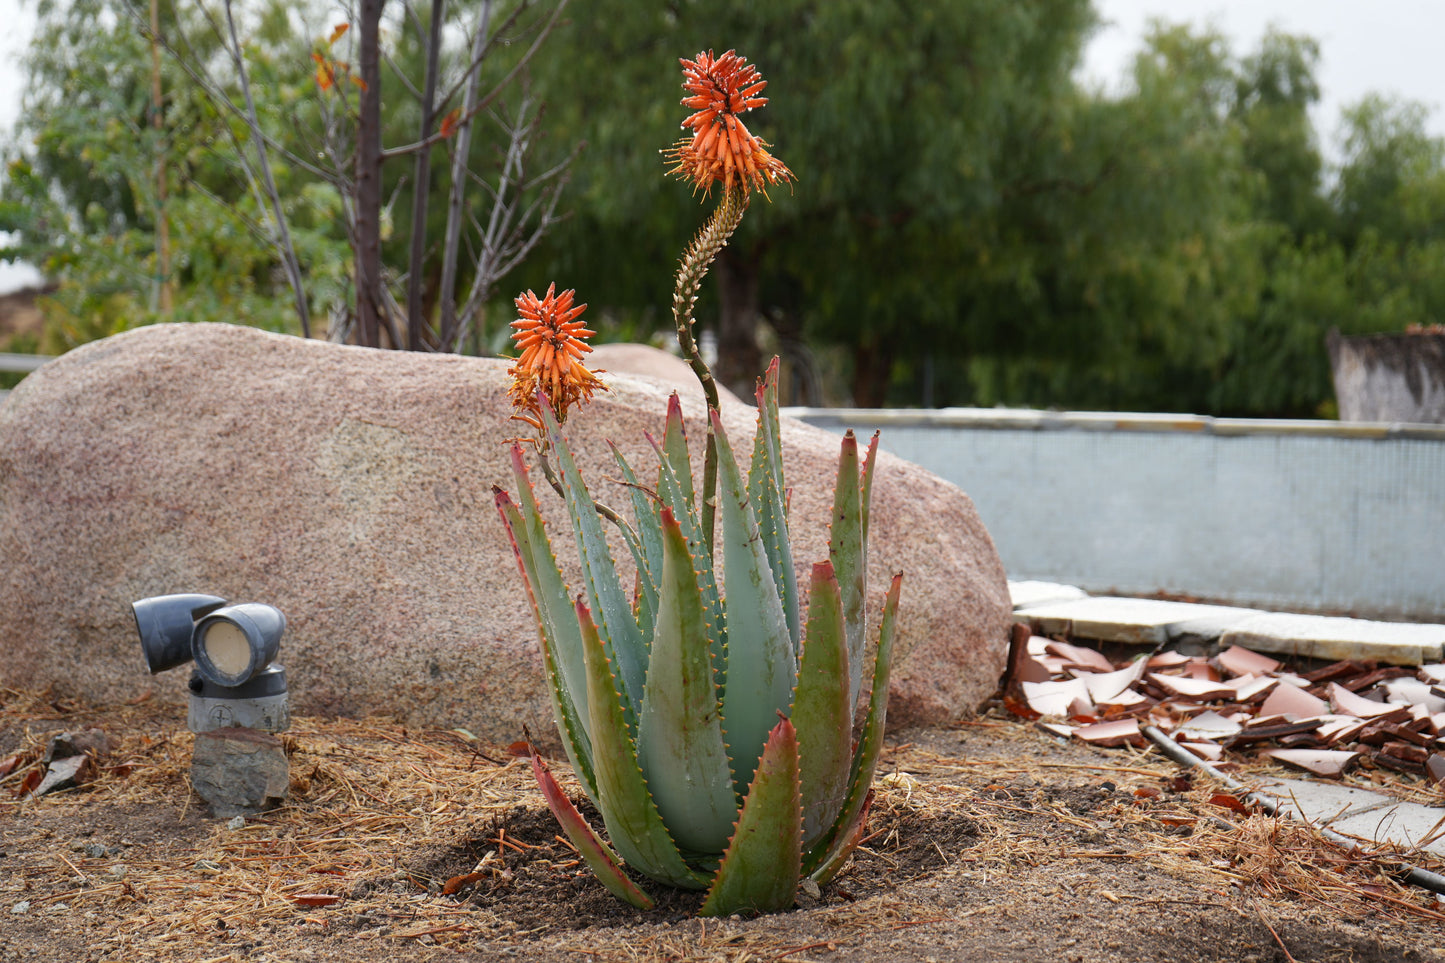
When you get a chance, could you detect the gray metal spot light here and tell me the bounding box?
[131,593,291,733]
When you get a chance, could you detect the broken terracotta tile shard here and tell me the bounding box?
[1381,678,1445,713]
[1073,719,1145,748]
[1076,661,1147,703]
[1147,651,1192,669]
[1221,675,1278,702]
[1380,741,1430,765]
[1329,683,1411,721]
[1148,673,1234,702]
[1227,720,1322,746]
[1174,710,1242,741]
[1216,645,1281,677]
[1419,664,1445,684]
[1045,640,1116,674]
[1303,659,1376,684]
[1258,681,1330,719]
[1035,722,1075,741]
[1259,748,1361,779]
[1022,678,1094,718]
[1182,661,1222,682]
[1179,741,1224,762]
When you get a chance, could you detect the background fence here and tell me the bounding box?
[787,407,1445,622]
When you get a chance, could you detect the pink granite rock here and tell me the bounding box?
[0,324,1009,742]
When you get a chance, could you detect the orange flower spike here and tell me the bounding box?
[667,48,793,199]
[506,283,606,426]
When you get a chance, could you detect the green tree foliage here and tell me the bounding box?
[9,2,1445,416]
[0,0,350,352]
[523,0,1096,404]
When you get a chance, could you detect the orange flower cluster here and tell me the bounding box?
[667,49,793,198]
[507,283,606,428]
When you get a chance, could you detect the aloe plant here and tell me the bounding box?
[495,360,901,915]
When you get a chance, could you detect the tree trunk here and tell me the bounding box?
[404,0,445,351]
[354,0,386,348]
[715,250,762,401]
[852,339,894,408]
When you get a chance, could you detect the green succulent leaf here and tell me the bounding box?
[609,441,662,640]
[539,396,648,731]
[803,572,902,878]
[636,507,738,855]
[828,431,867,713]
[662,393,696,513]
[496,456,597,802]
[577,597,711,891]
[529,747,654,910]
[710,408,796,796]
[650,426,726,695]
[748,358,800,650]
[699,718,803,917]
[791,561,853,848]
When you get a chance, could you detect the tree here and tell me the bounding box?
[523,0,1097,403]
[1,0,574,354]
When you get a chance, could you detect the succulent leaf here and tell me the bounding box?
[496,464,597,802]
[636,508,739,855]
[662,393,696,512]
[539,397,648,731]
[828,431,867,713]
[803,572,902,877]
[748,359,800,650]
[530,748,655,909]
[577,598,711,891]
[709,408,796,796]
[699,718,803,917]
[790,561,853,848]
[650,429,726,695]
[609,441,662,639]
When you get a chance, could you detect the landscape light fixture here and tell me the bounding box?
[131,593,291,734]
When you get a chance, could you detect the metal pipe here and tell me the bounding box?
[1141,725,1445,897]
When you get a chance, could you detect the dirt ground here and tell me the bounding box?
[2,688,1443,962]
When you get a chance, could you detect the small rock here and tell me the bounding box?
[9,902,28,915]
[83,844,107,859]
[226,816,246,831]
[194,859,224,876]
[191,727,289,818]
[31,755,95,797]
[67,840,85,853]
[41,729,111,765]
[107,865,128,879]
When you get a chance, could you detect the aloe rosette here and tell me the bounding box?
[494,360,901,915]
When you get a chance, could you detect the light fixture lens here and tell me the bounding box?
[192,603,285,687]
[199,620,254,679]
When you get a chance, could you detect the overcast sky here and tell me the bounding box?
[3,0,1445,292]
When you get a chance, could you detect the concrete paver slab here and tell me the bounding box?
[1329,803,1445,857]
[1221,613,1445,666]
[1014,596,1261,646]
[1251,776,1396,824]
[1008,580,1087,610]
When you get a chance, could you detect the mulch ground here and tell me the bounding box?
[2,685,1444,962]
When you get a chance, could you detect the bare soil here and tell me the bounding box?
[2,689,1443,962]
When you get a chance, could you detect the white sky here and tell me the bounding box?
[2,0,1445,293]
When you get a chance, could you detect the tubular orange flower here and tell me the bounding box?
[666,49,793,198]
[507,283,606,428]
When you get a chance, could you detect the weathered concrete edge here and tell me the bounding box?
[789,407,1445,441]
[1009,581,1445,666]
